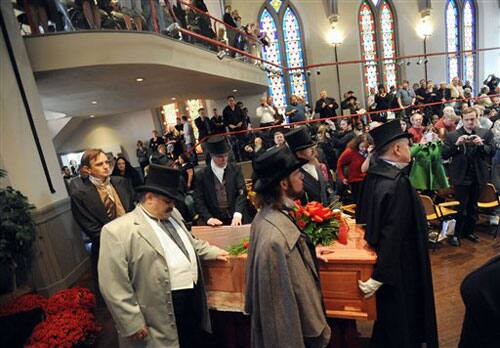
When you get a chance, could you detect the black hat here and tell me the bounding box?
[284,126,316,153]
[135,164,184,202]
[253,146,307,193]
[369,119,412,150]
[206,136,230,155]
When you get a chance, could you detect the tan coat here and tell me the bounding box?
[244,206,331,348]
[98,206,222,348]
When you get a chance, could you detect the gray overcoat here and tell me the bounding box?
[244,206,331,348]
[98,206,222,348]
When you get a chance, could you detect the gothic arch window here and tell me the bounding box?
[359,1,379,92]
[259,0,310,111]
[445,0,460,82]
[358,0,398,94]
[378,1,397,89]
[462,0,476,92]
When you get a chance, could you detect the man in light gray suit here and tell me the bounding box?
[98,164,228,348]
[245,146,332,348]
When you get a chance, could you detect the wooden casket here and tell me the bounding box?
[192,220,377,320]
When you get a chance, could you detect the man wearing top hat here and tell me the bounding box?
[356,120,438,348]
[98,164,229,348]
[193,135,248,226]
[245,146,332,348]
[285,126,334,206]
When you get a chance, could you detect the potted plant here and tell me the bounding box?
[0,169,36,294]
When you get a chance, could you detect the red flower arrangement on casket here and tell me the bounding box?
[289,200,349,246]
[227,201,349,255]
[0,287,101,348]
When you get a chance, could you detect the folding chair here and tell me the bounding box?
[477,184,500,239]
[419,194,458,251]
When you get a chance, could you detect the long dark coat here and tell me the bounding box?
[245,206,331,348]
[459,255,500,348]
[356,160,438,348]
[193,164,248,224]
[300,167,333,206]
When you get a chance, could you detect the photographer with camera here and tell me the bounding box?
[442,107,494,247]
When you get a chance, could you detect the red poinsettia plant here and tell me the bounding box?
[0,294,47,317]
[290,200,349,246]
[0,287,101,348]
[26,308,101,348]
[45,287,97,315]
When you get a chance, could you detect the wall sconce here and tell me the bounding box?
[417,16,433,39]
[327,25,343,46]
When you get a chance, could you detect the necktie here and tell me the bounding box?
[160,220,190,261]
[103,194,116,220]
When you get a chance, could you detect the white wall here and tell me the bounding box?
[229,0,499,105]
[477,0,500,83]
[0,2,67,207]
[56,110,157,166]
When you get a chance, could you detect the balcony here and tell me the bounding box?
[24,30,268,117]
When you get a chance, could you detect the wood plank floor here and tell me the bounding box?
[90,223,499,348]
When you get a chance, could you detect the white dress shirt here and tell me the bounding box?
[256,105,276,124]
[140,208,198,290]
[302,163,319,181]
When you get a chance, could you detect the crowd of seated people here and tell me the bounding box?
[15,0,268,59]
[64,74,499,243]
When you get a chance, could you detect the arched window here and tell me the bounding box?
[445,0,460,82]
[259,1,310,111]
[359,1,379,92]
[462,0,476,92]
[260,9,287,110]
[358,0,398,94]
[378,1,397,89]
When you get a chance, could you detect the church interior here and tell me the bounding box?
[0,0,499,347]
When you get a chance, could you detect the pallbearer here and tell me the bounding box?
[245,146,331,348]
[357,120,438,348]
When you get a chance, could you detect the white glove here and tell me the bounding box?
[358,278,383,298]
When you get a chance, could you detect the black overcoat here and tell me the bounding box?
[356,160,438,348]
[193,164,248,224]
[459,255,500,348]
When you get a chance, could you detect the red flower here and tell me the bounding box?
[46,287,96,315]
[26,308,101,347]
[297,220,306,229]
[0,294,48,317]
[243,241,250,249]
[311,215,324,223]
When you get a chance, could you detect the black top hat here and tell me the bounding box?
[135,164,184,202]
[253,146,307,193]
[284,126,316,153]
[206,135,230,155]
[369,119,412,150]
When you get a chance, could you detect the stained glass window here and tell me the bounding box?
[463,0,475,92]
[283,7,309,103]
[162,103,179,126]
[260,9,287,111]
[379,1,397,89]
[445,0,460,83]
[270,0,282,12]
[359,1,379,92]
[259,2,310,111]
